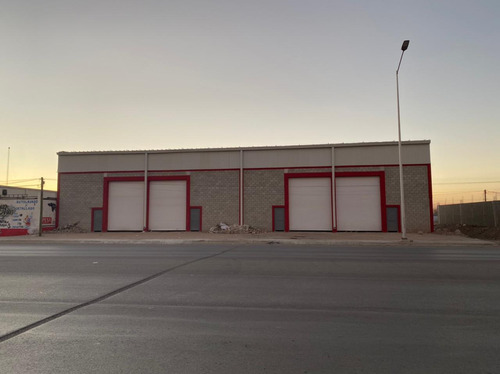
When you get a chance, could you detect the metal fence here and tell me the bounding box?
[438,201,500,227]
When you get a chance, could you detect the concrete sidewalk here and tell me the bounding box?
[1,231,497,246]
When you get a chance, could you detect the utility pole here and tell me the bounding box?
[484,189,487,202]
[38,177,44,237]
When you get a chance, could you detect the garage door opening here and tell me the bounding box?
[148,180,187,231]
[288,177,332,231]
[336,176,382,231]
[107,181,144,231]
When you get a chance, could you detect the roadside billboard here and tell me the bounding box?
[0,198,56,236]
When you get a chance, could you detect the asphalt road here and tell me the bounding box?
[0,243,499,374]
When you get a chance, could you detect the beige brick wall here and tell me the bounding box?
[244,169,334,231]
[58,173,104,230]
[401,166,431,232]
[59,171,239,232]
[339,165,431,232]
[244,170,285,230]
[58,165,431,233]
[190,170,239,231]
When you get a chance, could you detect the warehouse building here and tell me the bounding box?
[57,140,433,233]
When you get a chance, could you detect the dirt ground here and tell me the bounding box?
[435,224,500,241]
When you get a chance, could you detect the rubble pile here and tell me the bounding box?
[435,224,500,241]
[50,222,88,233]
[209,223,266,234]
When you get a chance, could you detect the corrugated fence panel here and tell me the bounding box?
[493,202,500,227]
[438,202,499,227]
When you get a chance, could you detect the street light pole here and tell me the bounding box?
[397,40,409,240]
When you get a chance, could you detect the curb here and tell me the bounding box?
[0,237,497,247]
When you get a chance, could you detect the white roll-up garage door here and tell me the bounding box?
[289,178,332,231]
[149,180,187,231]
[336,177,381,231]
[108,181,144,231]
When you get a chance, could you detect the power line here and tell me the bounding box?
[6,184,42,188]
[0,178,40,185]
[434,181,500,185]
[0,178,57,186]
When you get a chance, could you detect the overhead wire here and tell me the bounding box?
[1,178,40,185]
[434,181,500,185]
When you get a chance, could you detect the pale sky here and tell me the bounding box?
[1,0,499,206]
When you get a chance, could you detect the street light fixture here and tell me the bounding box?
[396,40,409,240]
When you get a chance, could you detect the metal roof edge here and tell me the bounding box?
[57,140,431,156]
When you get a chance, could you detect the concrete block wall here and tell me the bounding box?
[149,170,240,231]
[244,170,284,230]
[243,168,334,230]
[401,166,431,232]
[337,165,431,232]
[58,173,104,230]
[190,170,239,231]
[58,165,431,233]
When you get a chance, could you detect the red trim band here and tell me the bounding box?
[58,163,431,175]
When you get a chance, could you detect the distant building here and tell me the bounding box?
[57,140,433,233]
[0,185,57,236]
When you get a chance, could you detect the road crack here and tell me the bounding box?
[0,245,238,344]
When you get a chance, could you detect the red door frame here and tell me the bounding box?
[103,176,190,232]
[284,171,387,232]
[284,173,334,232]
